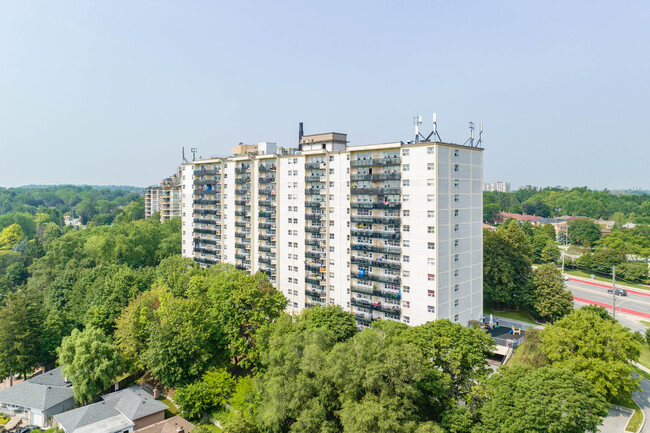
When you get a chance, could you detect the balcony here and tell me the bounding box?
[259,246,274,253]
[193,199,219,205]
[194,168,220,176]
[194,228,217,235]
[259,234,274,241]
[235,166,250,173]
[305,162,325,169]
[259,200,275,207]
[193,218,221,225]
[305,213,323,220]
[235,189,251,195]
[195,257,218,265]
[305,188,324,195]
[350,172,400,182]
[306,288,325,298]
[194,238,217,245]
[351,271,401,285]
[194,189,220,195]
[259,211,275,218]
[305,251,323,259]
[193,209,218,216]
[305,239,324,246]
[234,232,249,239]
[235,178,251,184]
[235,242,250,250]
[351,202,401,210]
[194,179,220,185]
[350,157,401,167]
[305,226,323,233]
[259,189,276,195]
[259,176,275,184]
[351,257,401,270]
[305,276,324,286]
[351,285,401,300]
[195,247,219,255]
[351,230,401,240]
[235,253,248,260]
[259,223,273,229]
[259,257,272,265]
[351,244,401,255]
[305,200,323,208]
[351,216,401,225]
[353,312,372,326]
[305,175,324,182]
[235,210,249,217]
[235,221,247,228]
[258,164,277,172]
[305,263,324,272]
[351,187,401,195]
[235,200,248,206]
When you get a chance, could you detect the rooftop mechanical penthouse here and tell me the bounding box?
[181,123,483,327]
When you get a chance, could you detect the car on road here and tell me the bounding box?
[607,288,628,296]
[563,275,569,281]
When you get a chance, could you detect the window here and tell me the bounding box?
[403,164,410,171]
[403,240,410,247]
[454,284,459,292]
[427,146,434,154]
[427,179,434,186]
[403,316,410,324]
[403,270,410,277]
[403,225,410,232]
[403,286,410,293]
[288,170,292,176]
[329,168,334,175]
[428,226,435,234]
[403,149,409,156]
[293,206,298,211]
[403,209,410,216]
[329,194,334,200]
[293,158,298,164]
[455,254,459,262]
[329,181,334,187]
[427,163,435,170]
[454,239,459,247]
[428,305,435,313]
[454,209,459,217]
[428,210,435,218]
[454,269,459,277]
[427,289,435,297]
[329,155,334,161]
[454,179,459,187]
[329,220,335,226]
[402,179,409,186]
[454,224,459,232]
[403,195,409,202]
[287,194,292,200]
[454,164,459,172]
[403,255,410,262]
[427,258,435,266]
[428,242,435,250]
[454,194,459,202]
[287,241,292,247]
[403,301,410,308]
[428,274,435,281]
[454,299,459,307]
[329,246,335,252]
[288,206,292,211]
[454,314,459,322]
[293,170,298,176]
[454,149,459,157]
[427,195,435,202]
[329,233,334,239]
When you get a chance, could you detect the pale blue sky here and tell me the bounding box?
[1,1,649,189]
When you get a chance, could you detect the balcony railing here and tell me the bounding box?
[306,276,324,286]
[258,164,277,172]
[193,199,219,205]
[259,200,275,207]
[235,189,251,195]
[351,216,401,225]
[235,253,248,260]
[351,244,401,255]
[194,238,217,245]
[259,177,275,184]
[351,298,402,315]
[351,285,401,300]
[350,157,401,167]
[194,189,220,195]
[305,226,323,233]
[305,213,323,220]
[350,172,400,182]
[305,239,325,246]
[305,162,325,169]
[194,168,220,176]
[195,257,218,265]
[195,247,219,255]
[351,187,401,195]
[235,221,247,227]
[305,251,323,259]
[306,288,325,298]
[234,232,249,239]
[305,263,324,272]
[351,257,401,270]
[259,234,274,241]
[194,179,220,185]
[259,257,271,264]
[351,230,401,240]
[351,271,401,285]
[235,178,251,184]
[259,189,276,195]
[305,188,324,195]
[235,166,250,173]
[305,201,323,208]
[235,210,249,217]
[351,202,401,210]
[259,223,273,229]
[259,211,275,218]
[305,175,324,182]
[234,200,247,206]
[194,228,217,235]
[259,246,274,253]
[193,218,221,225]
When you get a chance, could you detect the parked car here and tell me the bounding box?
[17,426,39,433]
[607,288,628,296]
[563,275,569,281]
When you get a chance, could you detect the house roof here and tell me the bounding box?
[134,415,195,433]
[54,387,167,433]
[0,366,74,411]
[498,212,543,222]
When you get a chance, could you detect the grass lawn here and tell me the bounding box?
[638,345,650,371]
[483,306,538,325]
[159,397,180,418]
[641,320,650,327]
[565,269,650,291]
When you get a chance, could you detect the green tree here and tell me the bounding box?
[530,264,573,322]
[539,307,642,400]
[174,381,215,420]
[568,219,601,247]
[542,223,556,240]
[483,203,500,223]
[59,327,123,403]
[540,242,560,263]
[479,365,608,433]
[296,304,358,343]
[619,261,648,281]
[0,224,24,250]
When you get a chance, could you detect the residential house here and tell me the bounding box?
[134,415,194,433]
[493,212,543,225]
[0,366,75,428]
[54,386,168,433]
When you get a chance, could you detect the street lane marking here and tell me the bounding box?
[568,277,650,298]
[566,283,650,308]
[573,296,650,319]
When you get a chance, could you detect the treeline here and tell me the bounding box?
[0,185,144,225]
[484,187,650,222]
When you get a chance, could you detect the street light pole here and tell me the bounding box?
[612,266,616,320]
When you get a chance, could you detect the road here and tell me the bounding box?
[566,277,650,333]
[633,377,650,433]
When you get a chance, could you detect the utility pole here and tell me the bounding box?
[612,266,616,320]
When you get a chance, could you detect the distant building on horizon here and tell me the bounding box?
[145,167,182,222]
[483,181,510,193]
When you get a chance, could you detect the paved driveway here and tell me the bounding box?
[599,406,632,433]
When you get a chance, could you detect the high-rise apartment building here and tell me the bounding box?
[145,168,182,222]
[181,132,483,327]
[483,181,510,193]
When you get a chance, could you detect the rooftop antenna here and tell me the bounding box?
[413,115,423,143]
[419,112,443,143]
[191,147,198,161]
[182,147,189,163]
[476,123,483,147]
[464,122,475,147]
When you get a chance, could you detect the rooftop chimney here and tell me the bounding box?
[298,122,304,150]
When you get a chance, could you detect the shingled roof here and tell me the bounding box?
[0,366,74,411]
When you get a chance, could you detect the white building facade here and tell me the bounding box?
[483,181,510,193]
[181,133,483,327]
